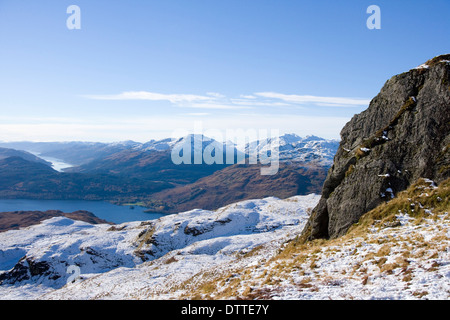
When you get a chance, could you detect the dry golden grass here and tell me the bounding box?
[347,178,449,237]
[160,178,449,300]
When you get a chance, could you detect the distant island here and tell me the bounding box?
[0,210,111,232]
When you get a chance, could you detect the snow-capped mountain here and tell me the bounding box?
[137,138,174,152]
[245,134,339,166]
[0,134,335,210]
[166,133,339,166]
[0,134,338,169]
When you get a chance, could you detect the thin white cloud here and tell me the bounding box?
[183,112,211,116]
[189,103,252,110]
[229,98,291,107]
[85,91,212,104]
[84,91,249,109]
[254,92,371,107]
[206,92,226,99]
[83,90,370,111]
[239,94,257,99]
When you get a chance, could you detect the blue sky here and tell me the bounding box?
[0,0,449,142]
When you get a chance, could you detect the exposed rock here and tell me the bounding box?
[183,218,232,236]
[0,256,54,285]
[302,54,450,240]
[0,257,30,284]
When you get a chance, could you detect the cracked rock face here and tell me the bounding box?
[303,55,450,240]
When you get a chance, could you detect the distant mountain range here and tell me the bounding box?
[0,134,338,212]
[246,134,338,166]
[0,141,139,167]
[63,135,244,184]
[0,134,338,168]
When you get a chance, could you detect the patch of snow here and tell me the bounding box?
[415,64,430,70]
[422,178,438,189]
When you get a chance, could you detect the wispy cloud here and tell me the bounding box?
[84,90,255,110]
[230,98,290,107]
[239,94,257,99]
[183,112,211,116]
[206,92,226,99]
[254,92,371,107]
[85,91,211,104]
[189,103,252,110]
[84,90,370,110]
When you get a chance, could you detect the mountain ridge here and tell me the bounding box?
[141,162,327,214]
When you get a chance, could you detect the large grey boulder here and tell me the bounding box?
[302,54,450,240]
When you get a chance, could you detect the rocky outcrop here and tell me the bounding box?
[302,54,450,240]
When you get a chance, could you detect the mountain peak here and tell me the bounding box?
[278,133,301,143]
[302,135,326,142]
[245,134,339,166]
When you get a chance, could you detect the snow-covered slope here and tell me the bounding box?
[0,217,143,298]
[0,194,320,299]
[1,178,447,300]
[161,178,449,300]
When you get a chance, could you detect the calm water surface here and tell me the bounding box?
[0,199,168,224]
